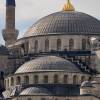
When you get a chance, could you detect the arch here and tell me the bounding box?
[45,39,49,52]
[82,39,86,50]
[11,77,14,86]
[81,76,86,83]
[73,75,78,84]
[16,76,21,85]
[24,76,29,85]
[4,80,6,88]
[41,98,46,100]
[57,39,61,51]
[63,75,68,84]
[43,75,48,83]
[7,79,9,87]
[27,98,32,100]
[54,74,59,83]
[34,75,39,84]
[25,41,29,53]
[34,40,38,53]
[69,39,74,50]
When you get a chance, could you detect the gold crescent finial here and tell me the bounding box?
[63,0,75,11]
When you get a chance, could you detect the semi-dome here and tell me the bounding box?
[24,11,100,37]
[15,56,80,74]
[20,87,51,96]
[81,81,93,88]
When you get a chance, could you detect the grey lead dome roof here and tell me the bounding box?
[15,56,80,74]
[24,11,100,37]
[20,87,51,96]
[81,81,93,87]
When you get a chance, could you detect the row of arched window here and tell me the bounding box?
[6,75,86,87]
[33,39,87,52]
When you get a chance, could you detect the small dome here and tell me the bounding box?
[20,87,51,96]
[2,90,11,99]
[91,81,98,84]
[81,81,93,88]
[15,56,80,74]
[24,11,100,38]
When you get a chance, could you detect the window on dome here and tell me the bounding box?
[45,39,49,52]
[43,75,48,83]
[69,39,74,50]
[8,79,9,87]
[25,41,29,53]
[81,76,86,83]
[82,39,86,50]
[16,76,21,85]
[24,76,29,85]
[73,75,78,84]
[54,74,59,83]
[27,98,32,100]
[34,40,38,53]
[4,80,6,88]
[63,75,68,84]
[34,75,39,84]
[57,39,61,51]
[41,98,46,100]
[11,77,14,86]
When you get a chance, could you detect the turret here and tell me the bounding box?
[2,0,19,47]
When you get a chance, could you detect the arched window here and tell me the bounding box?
[34,75,39,84]
[82,39,86,50]
[16,76,21,85]
[24,76,29,85]
[73,75,78,84]
[5,80,6,88]
[54,74,59,83]
[69,39,74,50]
[27,98,32,100]
[25,41,29,53]
[57,39,61,51]
[11,77,14,86]
[81,76,85,83]
[43,75,48,83]
[8,79,9,87]
[41,98,46,100]
[63,75,68,84]
[45,39,49,52]
[34,40,38,53]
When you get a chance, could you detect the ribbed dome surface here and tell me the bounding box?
[24,11,100,37]
[81,81,93,87]
[20,87,51,96]
[15,56,80,74]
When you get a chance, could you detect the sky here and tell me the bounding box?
[0,0,100,44]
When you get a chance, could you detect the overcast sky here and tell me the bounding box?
[0,0,100,44]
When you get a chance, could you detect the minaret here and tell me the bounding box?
[2,0,19,46]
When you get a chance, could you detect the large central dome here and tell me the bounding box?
[24,11,100,37]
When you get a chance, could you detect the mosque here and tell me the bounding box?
[0,0,100,100]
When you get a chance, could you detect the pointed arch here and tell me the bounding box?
[81,76,86,83]
[73,75,78,84]
[16,76,21,85]
[34,40,38,53]
[45,39,49,52]
[69,39,74,50]
[24,76,29,85]
[57,39,61,51]
[82,39,86,50]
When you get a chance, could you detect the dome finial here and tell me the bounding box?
[63,0,75,11]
